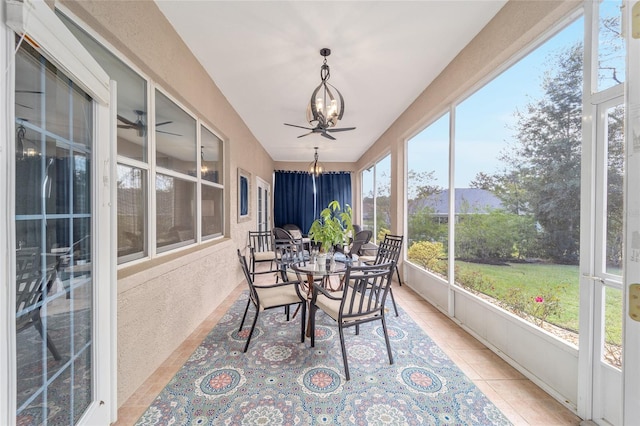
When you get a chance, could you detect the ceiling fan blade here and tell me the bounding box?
[296,132,314,138]
[327,127,356,132]
[156,121,173,127]
[16,90,43,94]
[16,102,33,109]
[118,124,136,129]
[284,123,314,130]
[157,130,183,137]
[117,114,139,127]
[320,132,336,140]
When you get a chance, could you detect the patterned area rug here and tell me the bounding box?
[136,292,511,425]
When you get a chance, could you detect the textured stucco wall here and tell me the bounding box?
[60,0,276,406]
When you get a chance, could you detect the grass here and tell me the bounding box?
[454,261,622,345]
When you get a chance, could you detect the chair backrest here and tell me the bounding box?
[15,251,54,330]
[237,249,259,305]
[273,227,294,241]
[375,234,403,265]
[248,230,274,253]
[273,240,306,282]
[282,224,304,240]
[340,261,395,320]
[350,230,372,256]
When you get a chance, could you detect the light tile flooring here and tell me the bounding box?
[113,275,583,425]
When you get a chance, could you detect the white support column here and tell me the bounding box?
[623,1,640,423]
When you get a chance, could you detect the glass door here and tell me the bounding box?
[14,40,94,425]
[590,95,624,425]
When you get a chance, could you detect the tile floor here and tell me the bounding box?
[113,272,583,425]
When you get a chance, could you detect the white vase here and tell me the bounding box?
[316,254,327,270]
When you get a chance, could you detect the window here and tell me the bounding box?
[406,113,449,277]
[453,18,584,340]
[360,154,391,243]
[59,12,225,263]
[597,1,625,91]
[201,126,224,239]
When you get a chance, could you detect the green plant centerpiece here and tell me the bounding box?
[308,200,354,255]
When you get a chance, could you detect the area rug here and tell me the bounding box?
[135,292,511,425]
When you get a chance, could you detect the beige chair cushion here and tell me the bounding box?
[256,285,302,310]
[315,287,380,323]
[358,255,376,264]
[254,251,276,261]
[289,229,303,239]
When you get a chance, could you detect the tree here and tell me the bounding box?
[493,43,584,264]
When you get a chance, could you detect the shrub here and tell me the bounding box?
[455,267,495,294]
[408,241,444,270]
[377,227,390,243]
[503,286,565,328]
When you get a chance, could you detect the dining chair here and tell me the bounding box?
[16,250,61,360]
[248,230,277,281]
[349,230,372,257]
[377,234,404,286]
[309,261,396,380]
[359,234,403,316]
[282,224,311,251]
[237,249,307,352]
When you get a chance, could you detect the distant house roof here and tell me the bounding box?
[410,188,502,216]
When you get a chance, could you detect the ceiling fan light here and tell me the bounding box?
[308,147,324,176]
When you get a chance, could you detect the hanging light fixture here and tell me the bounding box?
[283,48,356,140]
[308,147,324,176]
[307,48,344,128]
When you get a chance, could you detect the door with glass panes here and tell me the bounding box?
[589,95,624,426]
[8,15,113,426]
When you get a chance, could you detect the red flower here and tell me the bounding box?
[535,296,544,303]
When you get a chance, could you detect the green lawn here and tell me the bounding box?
[454,261,623,345]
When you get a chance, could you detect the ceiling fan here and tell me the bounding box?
[283,122,355,140]
[117,110,180,137]
[284,48,355,140]
[15,89,43,110]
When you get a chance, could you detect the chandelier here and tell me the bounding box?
[307,48,344,128]
[308,147,324,176]
[284,48,355,140]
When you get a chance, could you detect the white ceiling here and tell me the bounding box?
[155,1,507,163]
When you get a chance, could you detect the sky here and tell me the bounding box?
[407,16,584,188]
[406,0,625,190]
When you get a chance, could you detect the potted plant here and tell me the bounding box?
[308,200,354,266]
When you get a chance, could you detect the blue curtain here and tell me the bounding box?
[274,171,315,233]
[317,172,352,215]
[274,171,352,234]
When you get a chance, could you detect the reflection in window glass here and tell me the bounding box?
[407,113,449,277]
[117,165,147,261]
[201,126,223,184]
[155,90,197,175]
[156,174,195,251]
[454,19,583,340]
[58,11,148,161]
[202,184,224,239]
[59,10,226,261]
[14,41,93,424]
